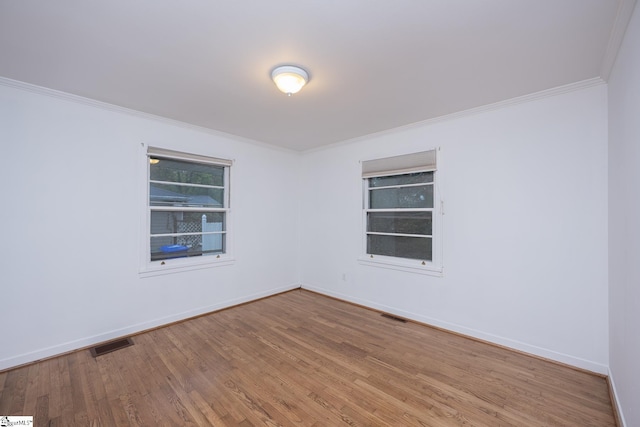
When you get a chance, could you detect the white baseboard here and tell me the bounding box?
[302,284,609,375]
[607,369,628,427]
[0,283,300,371]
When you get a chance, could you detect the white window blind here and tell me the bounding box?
[362,149,436,178]
[147,147,232,167]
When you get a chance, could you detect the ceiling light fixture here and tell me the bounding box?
[271,65,309,96]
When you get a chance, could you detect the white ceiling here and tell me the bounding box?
[0,1,632,151]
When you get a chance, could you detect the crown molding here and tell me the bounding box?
[415,77,606,126]
[0,76,298,154]
[600,0,638,81]
[306,77,606,154]
[1,75,606,156]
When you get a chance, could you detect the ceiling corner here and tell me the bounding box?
[600,0,638,81]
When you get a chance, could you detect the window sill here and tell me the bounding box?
[358,255,443,277]
[139,256,235,278]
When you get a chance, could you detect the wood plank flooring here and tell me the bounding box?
[0,290,617,426]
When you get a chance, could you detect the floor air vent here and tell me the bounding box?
[90,337,134,357]
[381,313,407,323]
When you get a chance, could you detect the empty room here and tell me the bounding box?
[1,1,639,426]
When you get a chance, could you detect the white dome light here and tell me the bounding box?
[271,65,309,96]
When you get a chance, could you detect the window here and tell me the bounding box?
[144,147,232,271]
[361,149,441,274]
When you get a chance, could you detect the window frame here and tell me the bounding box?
[358,149,443,276]
[139,145,234,277]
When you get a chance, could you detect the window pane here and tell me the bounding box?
[370,185,433,209]
[151,211,225,235]
[369,171,433,188]
[368,212,432,235]
[367,235,432,261]
[150,158,224,186]
[150,183,223,207]
[150,235,225,261]
[150,212,225,260]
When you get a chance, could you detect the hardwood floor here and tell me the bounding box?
[0,290,616,426]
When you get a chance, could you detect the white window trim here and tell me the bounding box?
[358,148,443,277]
[138,144,235,277]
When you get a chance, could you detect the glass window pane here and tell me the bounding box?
[369,171,433,188]
[369,185,433,209]
[150,183,223,207]
[368,212,432,235]
[150,158,224,186]
[151,211,225,235]
[150,235,225,261]
[150,211,225,260]
[367,235,432,261]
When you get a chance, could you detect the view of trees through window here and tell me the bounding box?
[366,171,434,261]
[148,156,227,261]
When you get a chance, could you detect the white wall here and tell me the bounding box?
[0,81,300,370]
[0,75,612,379]
[299,84,610,373]
[608,2,640,426]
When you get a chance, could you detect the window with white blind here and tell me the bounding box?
[361,149,442,275]
[141,147,233,275]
